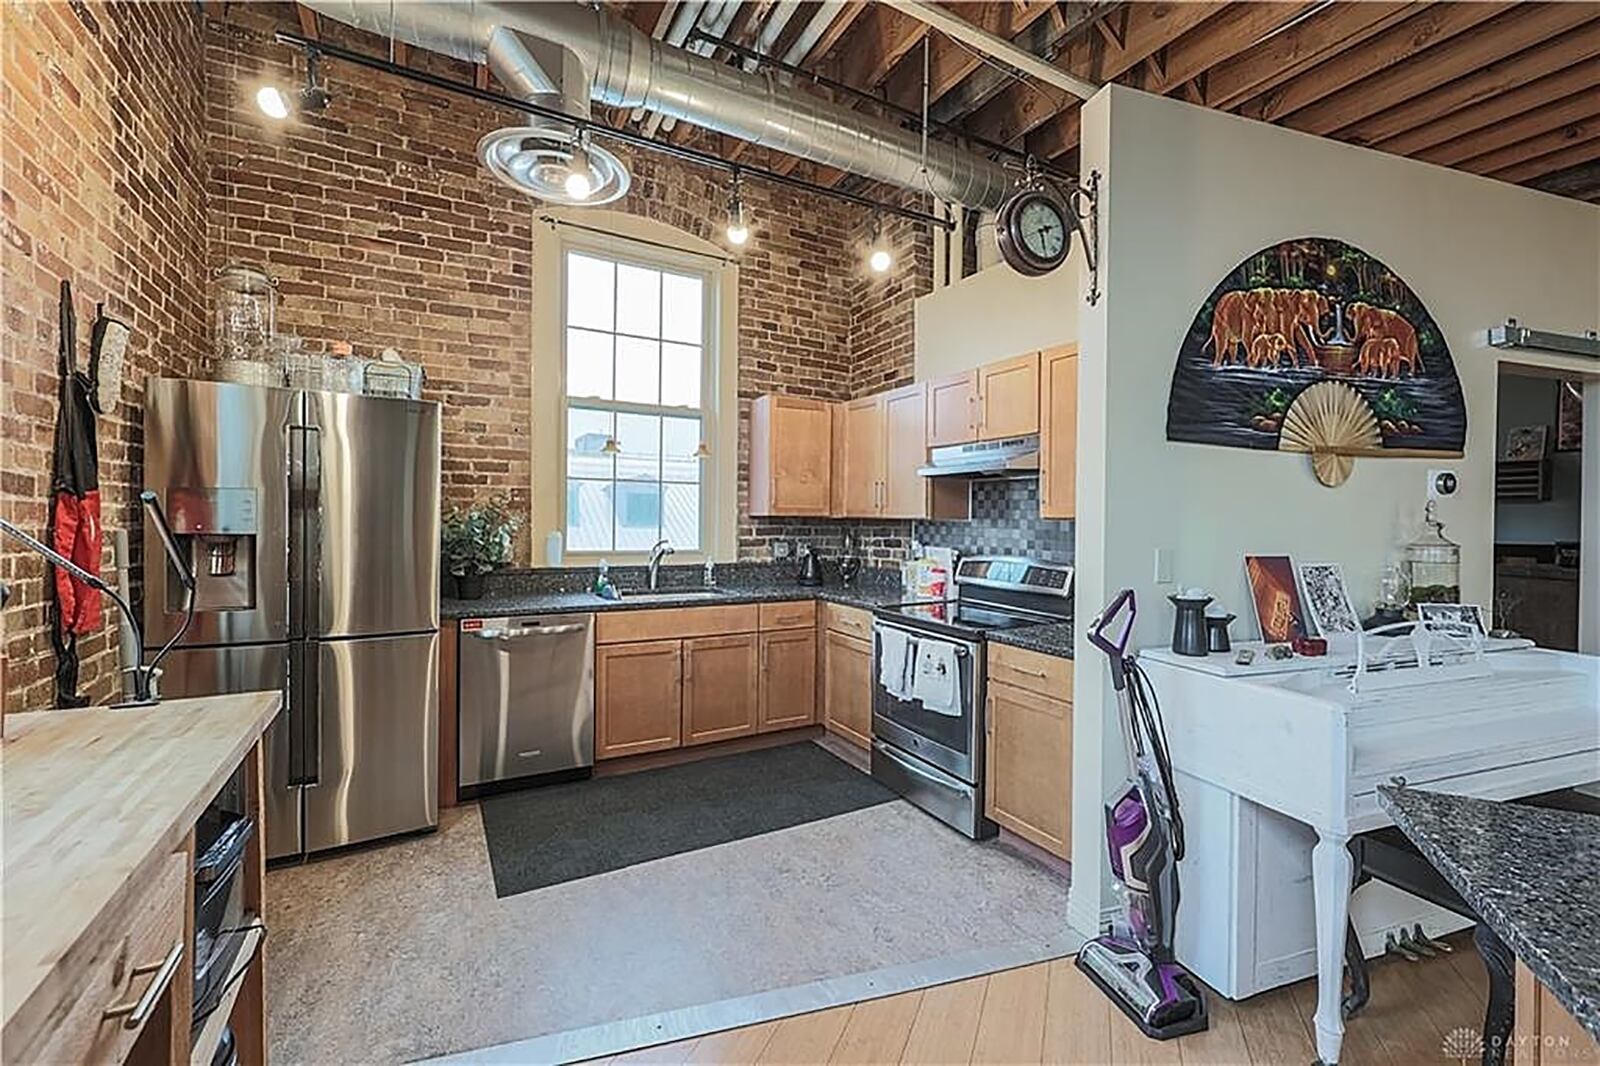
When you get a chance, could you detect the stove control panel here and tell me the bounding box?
[954,556,1074,597]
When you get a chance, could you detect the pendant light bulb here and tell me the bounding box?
[726,199,748,246]
[564,143,594,202]
[256,85,291,120]
[867,215,892,273]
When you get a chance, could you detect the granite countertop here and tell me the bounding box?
[987,621,1076,659]
[1378,786,1600,1043]
[441,577,915,620]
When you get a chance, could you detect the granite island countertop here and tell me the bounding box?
[1378,785,1600,1044]
[987,621,1076,659]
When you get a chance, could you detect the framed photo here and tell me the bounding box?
[1244,554,1309,644]
[1418,602,1487,636]
[1556,380,1583,453]
[1297,562,1359,636]
[1503,424,1548,461]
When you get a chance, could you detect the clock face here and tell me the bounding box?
[1018,198,1067,261]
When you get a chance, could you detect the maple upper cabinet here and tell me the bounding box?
[839,395,885,517]
[977,352,1040,440]
[1039,344,1079,520]
[749,395,832,516]
[882,382,929,518]
[925,370,978,446]
[836,384,929,519]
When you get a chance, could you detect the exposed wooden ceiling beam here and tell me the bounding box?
[1237,3,1511,124]
[1459,115,1600,178]
[807,1,870,65]
[928,2,1116,125]
[1202,2,1419,111]
[879,0,1058,112]
[1491,135,1600,184]
[295,2,319,39]
[1131,3,1319,98]
[1288,4,1600,137]
[1005,2,1228,157]
[1024,101,1081,160]
[826,5,931,90]
[1419,91,1600,168]
[1352,25,1600,151]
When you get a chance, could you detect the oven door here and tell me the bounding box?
[871,619,983,782]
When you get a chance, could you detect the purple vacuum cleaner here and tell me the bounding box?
[1076,589,1209,1040]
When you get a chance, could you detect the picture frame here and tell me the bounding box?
[1555,380,1583,453]
[1503,424,1548,461]
[1244,554,1310,644]
[1418,602,1487,636]
[1296,562,1359,636]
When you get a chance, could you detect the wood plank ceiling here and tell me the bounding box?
[602,1,1600,203]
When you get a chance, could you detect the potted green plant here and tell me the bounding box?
[441,496,522,599]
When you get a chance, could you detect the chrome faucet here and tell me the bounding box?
[647,538,675,590]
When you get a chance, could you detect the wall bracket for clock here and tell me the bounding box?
[995,163,1100,305]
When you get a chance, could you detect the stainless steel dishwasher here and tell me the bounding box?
[458,613,594,793]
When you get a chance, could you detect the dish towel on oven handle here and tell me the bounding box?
[877,626,917,701]
[911,641,961,716]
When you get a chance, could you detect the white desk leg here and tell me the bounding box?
[1311,831,1353,1065]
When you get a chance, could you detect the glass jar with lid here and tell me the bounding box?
[213,263,278,362]
[1405,499,1461,608]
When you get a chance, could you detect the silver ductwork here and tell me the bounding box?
[301,0,1015,209]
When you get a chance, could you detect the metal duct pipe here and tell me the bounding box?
[300,0,1016,210]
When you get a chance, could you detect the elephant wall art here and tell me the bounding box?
[1166,237,1466,487]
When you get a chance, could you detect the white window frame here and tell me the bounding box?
[555,230,724,563]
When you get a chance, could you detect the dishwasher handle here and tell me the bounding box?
[477,622,589,640]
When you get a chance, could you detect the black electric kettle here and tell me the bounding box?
[796,543,824,586]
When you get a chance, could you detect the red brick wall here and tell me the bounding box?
[207,4,925,568]
[2,1,210,714]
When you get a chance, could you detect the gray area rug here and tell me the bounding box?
[479,741,897,896]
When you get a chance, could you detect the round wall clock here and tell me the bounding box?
[996,185,1072,276]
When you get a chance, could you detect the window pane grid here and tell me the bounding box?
[563,248,707,553]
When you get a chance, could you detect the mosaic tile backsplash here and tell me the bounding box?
[914,479,1074,563]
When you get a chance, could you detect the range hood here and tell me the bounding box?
[918,435,1040,479]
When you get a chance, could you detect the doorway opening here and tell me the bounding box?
[1492,366,1589,650]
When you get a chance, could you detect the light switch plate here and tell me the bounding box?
[1154,547,1175,585]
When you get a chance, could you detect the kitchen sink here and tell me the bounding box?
[611,588,731,602]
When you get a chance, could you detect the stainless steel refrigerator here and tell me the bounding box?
[144,378,440,860]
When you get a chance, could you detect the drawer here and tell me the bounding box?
[595,604,759,644]
[759,600,816,631]
[822,602,873,640]
[24,851,187,1066]
[988,643,1073,700]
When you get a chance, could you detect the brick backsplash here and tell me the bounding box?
[2,1,211,713]
[914,480,1075,564]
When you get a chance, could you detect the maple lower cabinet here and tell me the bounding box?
[683,634,759,746]
[822,629,873,749]
[758,628,817,732]
[1039,345,1079,519]
[1515,961,1600,1065]
[977,352,1040,440]
[984,643,1072,857]
[926,370,978,446]
[749,395,832,516]
[595,639,683,758]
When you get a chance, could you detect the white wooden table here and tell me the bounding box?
[1138,644,1600,1064]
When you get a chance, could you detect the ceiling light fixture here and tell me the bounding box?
[256,85,291,120]
[867,216,893,274]
[725,170,749,246]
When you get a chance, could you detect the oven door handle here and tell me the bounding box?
[873,739,973,795]
[873,621,973,657]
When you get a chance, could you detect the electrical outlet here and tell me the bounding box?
[771,540,792,560]
[1426,468,1458,500]
[1153,547,1175,585]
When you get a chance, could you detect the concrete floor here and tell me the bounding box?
[265,753,1072,1064]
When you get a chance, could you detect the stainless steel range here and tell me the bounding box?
[870,556,1074,838]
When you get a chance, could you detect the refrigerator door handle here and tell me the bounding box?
[287,642,322,787]
[288,426,305,639]
[300,426,323,637]
[303,644,321,787]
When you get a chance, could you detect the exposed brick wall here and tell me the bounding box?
[849,207,935,398]
[2,1,210,714]
[206,4,927,570]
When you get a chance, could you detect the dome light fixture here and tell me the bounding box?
[256,85,291,120]
[867,216,893,274]
[725,170,749,246]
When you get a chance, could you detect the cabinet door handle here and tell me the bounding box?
[1010,665,1050,678]
[104,941,183,1029]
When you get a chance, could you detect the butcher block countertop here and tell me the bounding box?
[1,691,280,1046]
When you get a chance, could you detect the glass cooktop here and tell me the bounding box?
[890,601,1052,632]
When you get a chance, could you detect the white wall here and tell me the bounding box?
[1069,85,1600,934]
[914,261,1079,380]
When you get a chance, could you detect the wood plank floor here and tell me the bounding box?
[593,935,1484,1065]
